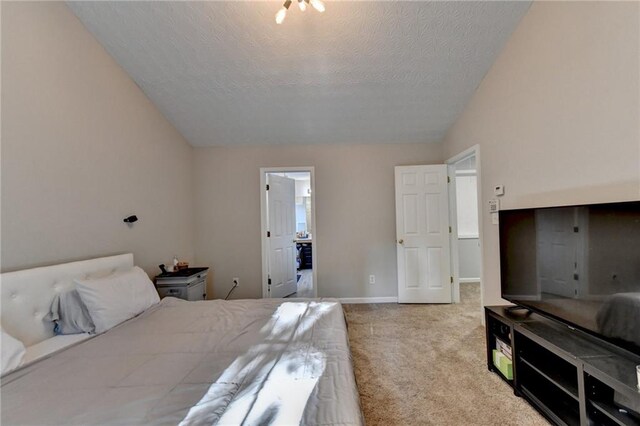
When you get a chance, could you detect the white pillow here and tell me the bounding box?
[1,327,26,375]
[74,266,160,334]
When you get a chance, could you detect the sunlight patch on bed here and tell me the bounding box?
[259,301,336,337]
[178,301,333,425]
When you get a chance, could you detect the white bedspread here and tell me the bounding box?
[1,297,363,425]
[22,333,92,365]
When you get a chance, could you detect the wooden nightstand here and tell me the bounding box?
[154,267,209,301]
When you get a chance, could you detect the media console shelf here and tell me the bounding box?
[485,306,640,426]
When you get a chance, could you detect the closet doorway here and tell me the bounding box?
[260,167,317,298]
[447,146,483,307]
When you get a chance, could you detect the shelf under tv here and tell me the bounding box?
[485,306,640,426]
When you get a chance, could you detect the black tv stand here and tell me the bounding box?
[485,306,640,426]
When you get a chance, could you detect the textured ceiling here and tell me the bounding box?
[68,1,531,146]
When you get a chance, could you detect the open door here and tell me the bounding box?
[395,165,452,303]
[266,174,298,298]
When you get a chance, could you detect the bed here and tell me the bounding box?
[1,254,363,425]
[596,292,640,347]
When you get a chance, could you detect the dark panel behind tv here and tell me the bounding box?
[499,200,640,354]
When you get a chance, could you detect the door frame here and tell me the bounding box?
[446,145,484,307]
[260,166,317,298]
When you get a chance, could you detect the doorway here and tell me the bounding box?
[260,167,317,298]
[447,145,483,307]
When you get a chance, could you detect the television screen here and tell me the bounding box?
[499,200,640,354]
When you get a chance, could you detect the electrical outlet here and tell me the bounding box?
[369,275,375,285]
[232,277,239,287]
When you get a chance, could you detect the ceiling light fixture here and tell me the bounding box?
[309,0,325,13]
[275,0,325,24]
[275,0,291,24]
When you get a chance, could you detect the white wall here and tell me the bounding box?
[443,1,640,306]
[193,143,443,299]
[294,179,311,198]
[1,2,194,275]
[458,238,481,281]
[455,175,479,238]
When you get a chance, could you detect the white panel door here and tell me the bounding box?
[535,208,578,298]
[267,174,298,298]
[395,165,452,303]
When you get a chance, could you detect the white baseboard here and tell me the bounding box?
[459,278,481,283]
[339,297,398,304]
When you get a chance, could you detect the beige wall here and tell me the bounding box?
[6,1,637,305]
[1,2,194,275]
[193,143,443,299]
[442,1,640,306]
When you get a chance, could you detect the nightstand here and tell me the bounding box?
[154,267,209,301]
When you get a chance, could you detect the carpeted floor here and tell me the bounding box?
[343,283,550,425]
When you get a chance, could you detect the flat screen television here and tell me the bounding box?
[499,200,640,355]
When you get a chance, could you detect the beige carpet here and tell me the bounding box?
[343,283,549,425]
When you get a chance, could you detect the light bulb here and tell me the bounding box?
[298,0,307,12]
[310,0,325,13]
[275,6,287,24]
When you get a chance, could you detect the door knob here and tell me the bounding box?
[398,239,404,244]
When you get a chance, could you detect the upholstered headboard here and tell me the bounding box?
[1,254,134,347]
